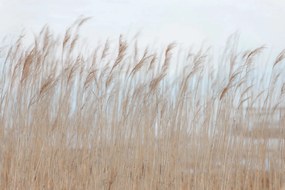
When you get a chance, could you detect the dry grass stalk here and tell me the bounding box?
[0,21,284,189]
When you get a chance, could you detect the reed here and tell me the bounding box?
[0,18,284,189]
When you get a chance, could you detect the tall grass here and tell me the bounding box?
[0,19,284,189]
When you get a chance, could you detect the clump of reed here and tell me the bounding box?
[0,18,284,189]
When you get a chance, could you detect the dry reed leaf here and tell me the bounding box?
[63,30,71,49]
[130,54,153,76]
[220,85,229,100]
[235,77,246,91]
[111,35,127,73]
[250,90,265,107]
[162,43,176,72]
[21,49,35,83]
[133,83,146,98]
[69,34,79,53]
[179,75,192,96]
[273,72,281,86]
[42,26,51,50]
[84,69,97,89]
[193,53,207,69]
[39,76,57,96]
[229,54,238,75]
[273,49,285,68]
[281,83,285,96]
[105,74,114,88]
[243,46,265,63]
[77,17,92,27]
[272,101,282,113]
[241,84,254,98]
[101,39,110,60]
[67,64,79,84]
[134,40,139,61]
[238,96,251,109]
[149,73,166,91]
[148,53,157,71]
[229,68,243,83]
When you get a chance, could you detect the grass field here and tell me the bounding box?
[0,19,284,189]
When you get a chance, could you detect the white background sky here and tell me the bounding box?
[0,0,285,52]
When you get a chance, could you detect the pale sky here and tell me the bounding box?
[0,0,285,51]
